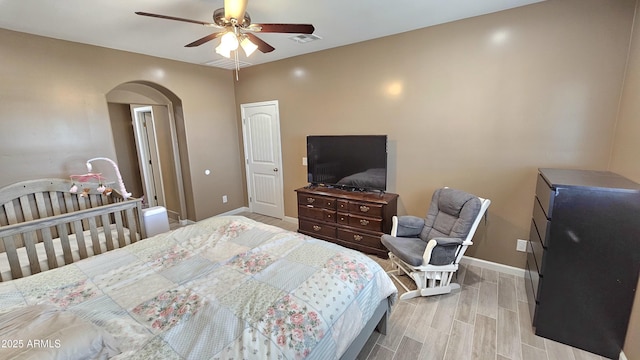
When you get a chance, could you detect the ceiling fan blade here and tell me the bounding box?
[185,32,224,47]
[135,12,215,27]
[250,23,315,34]
[224,0,248,21]
[245,33,275,53]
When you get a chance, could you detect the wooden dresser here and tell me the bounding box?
[295,186,398,258]
[525,168,640,359]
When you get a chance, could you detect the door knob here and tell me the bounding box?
[273,168,279,172]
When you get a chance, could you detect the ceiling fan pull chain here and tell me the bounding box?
[235,51,240,81]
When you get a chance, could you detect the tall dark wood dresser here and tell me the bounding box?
[525,168,640,359]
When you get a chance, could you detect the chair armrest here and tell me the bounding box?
[422,237,464,266]
[391,215,425,237]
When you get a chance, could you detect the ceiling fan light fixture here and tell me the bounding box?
[215,43,232,58]
[220,31,239,51]
[240,36,258,57]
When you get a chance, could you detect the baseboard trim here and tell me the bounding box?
[460,256,526,277]
[619,350,627,360]
[216,207,251,216]
[179,219,196,226]
[219,209,298,224]
[284,216,298,224]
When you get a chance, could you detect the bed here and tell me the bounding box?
[0,212,397,359]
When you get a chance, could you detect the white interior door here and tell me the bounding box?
[241,101,284,219]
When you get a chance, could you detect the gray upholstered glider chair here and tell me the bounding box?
[381,188,490,300]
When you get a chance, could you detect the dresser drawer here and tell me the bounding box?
[535,174,554,218]
[528,220,545,275]
[347,214,383,232]
[532,198,551,247]
[297,193,336,210]
[337,228,384,250]
[298,206,336,223]
[337,212,349,225]
[348,201,383,218]
[525,258,539,325]
[337,199,349,212]
[299,219,336,238]
[526,243,541,302]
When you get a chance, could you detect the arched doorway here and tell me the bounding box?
[106,81,193,222]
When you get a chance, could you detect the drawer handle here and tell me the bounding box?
[353,234,363,241]
[360,219,369,226]
[327,202,332,206]
[327,214,332,218]
[313,225,321,231]
[307,197,315,203]
[359,205,370,212]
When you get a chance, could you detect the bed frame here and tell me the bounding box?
[340,298,389,360]
[0,178,145,281]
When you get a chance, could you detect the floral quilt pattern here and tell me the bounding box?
[0,216,397,360]
[258,294,326,359]
[132,288,202,332]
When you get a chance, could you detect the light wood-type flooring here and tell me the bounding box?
[235,212,611,360]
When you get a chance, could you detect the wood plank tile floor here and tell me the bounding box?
[237,212,611,360]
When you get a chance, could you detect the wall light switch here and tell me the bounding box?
[302,157,308,166]
[222,195,228,203]
[516,239,527,252]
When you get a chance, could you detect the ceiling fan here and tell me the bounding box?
[135,0,315,59]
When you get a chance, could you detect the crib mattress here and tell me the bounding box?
[0,225,133,280]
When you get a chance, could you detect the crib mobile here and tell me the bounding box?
[68,157,132,199]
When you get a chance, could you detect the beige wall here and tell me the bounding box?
[0,28,245,221]
[235,0,636,268]
[609,0,640,358]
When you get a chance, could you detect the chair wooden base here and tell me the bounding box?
[387,252,463,300]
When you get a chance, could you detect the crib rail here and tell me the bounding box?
[0,178,145,282]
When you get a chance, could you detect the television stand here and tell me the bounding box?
[295,186,398,258]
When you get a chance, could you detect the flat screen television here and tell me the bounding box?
[307,135,387,192]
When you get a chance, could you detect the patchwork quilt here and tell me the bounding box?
[0,216,397,359]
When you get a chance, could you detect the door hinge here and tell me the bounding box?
[249,196,252,203]
[149,160,152,165]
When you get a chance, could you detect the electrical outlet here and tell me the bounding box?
[516,239,527,252]
[222,195,228,203]
[302,157,308,166]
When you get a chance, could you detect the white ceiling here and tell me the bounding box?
[0,0,544,69]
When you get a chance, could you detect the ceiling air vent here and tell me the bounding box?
[203,58,252,70]
[289,34,322,44]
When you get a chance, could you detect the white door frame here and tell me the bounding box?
[165,102,188,222]
[241,100,285,219]
[131,105,164,208]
